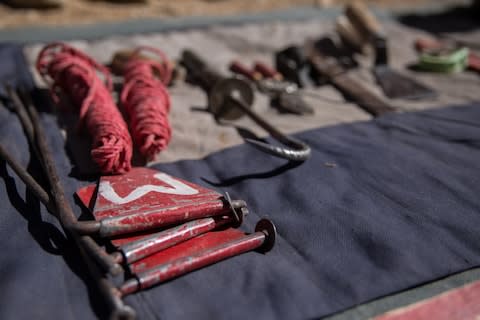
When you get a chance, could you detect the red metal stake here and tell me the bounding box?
[120,219,276,296]
[113,214,243,265]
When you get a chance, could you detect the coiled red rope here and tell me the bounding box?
[36,42,132,174]
[120,46,173,161]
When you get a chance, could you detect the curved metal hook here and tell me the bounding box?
[245,135,311,162]
[181,50,311,162]
[226,96,311,162]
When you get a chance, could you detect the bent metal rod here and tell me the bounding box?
[180,49,311,162]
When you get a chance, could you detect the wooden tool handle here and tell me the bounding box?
[229,60,261,81]
[335,15,368,53]
[331,73,393,116]
[345,1,382,37]
[253,62,283,81]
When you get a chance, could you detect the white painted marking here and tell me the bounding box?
[99,173,199,205]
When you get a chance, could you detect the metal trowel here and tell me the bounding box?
[345,1,436,100]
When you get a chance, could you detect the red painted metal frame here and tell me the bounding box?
[76,170,276,299]
[120,219,275,296]
[76,167,249,266]
[117,216,235,264]
[76,167,243,238]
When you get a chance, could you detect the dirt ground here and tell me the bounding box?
[0,0,449,29]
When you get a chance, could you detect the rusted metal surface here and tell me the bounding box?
[120,219,276,295]
[0,142,53,211]
[6,88,130,318]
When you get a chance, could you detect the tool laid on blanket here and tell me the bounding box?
[75,167,275,293]
[229,59,313,115]
[293,38,395,117]
[180,49,311,162]
[1,85,276,320]
[275,46,316,88]
[345,1,436,100]
[414,38,478,74]
[274,38,393,116]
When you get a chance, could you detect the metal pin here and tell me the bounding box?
[119,218,276,296]
[113,213,243,265]
[97,198,246,238]
[181,50,311,162]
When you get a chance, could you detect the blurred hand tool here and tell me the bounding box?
[229,60,314,115]
[181,49,311,162]
[415,38,479,74]
[302,39,395,117]
[345,1,436,100]
[335,15,369,54]
[275,46,315,88]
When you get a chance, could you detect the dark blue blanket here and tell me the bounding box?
[1,44,479,320]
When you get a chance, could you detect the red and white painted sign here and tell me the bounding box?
[77,167,223,220]
[76,167,230,242]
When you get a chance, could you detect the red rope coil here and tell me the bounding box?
[120,46,173,161]
[36,42,132,174]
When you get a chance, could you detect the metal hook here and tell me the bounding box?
[222,94,311,162]
[207,77,311,162]
[180,50,311,162]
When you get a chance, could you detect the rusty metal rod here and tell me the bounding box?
[98,199,246,238]
[120,218,276,296]
[0,141,102,235]
[0,142,53,211]
[4,85,35,148]
[9,88,129,318]
[78,238,136,320]
[18,88,122,273]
